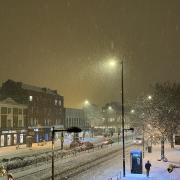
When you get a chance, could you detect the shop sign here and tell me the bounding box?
[20,129,27,133]
[2,130,17,134]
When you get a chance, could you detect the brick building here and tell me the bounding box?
[0,80,64,142]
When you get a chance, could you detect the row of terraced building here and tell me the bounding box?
[0,79,89,147]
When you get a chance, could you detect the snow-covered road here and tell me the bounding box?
[70,144,180,180]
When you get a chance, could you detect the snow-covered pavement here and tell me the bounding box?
[70,144,180,180]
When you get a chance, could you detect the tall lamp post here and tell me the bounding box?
[108,57,134,177]
[121,59,126,177]
[108,58,125,176]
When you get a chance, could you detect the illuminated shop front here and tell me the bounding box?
[28,127,52,143]
[27,125,64,143]
[0,98,28,147]
[0,129,27,147]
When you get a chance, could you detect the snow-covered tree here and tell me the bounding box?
[131,82,180,160]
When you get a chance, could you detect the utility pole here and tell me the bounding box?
[121,60,125,177]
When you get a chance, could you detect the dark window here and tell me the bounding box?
[1,107,7,114]
[7,119,12,128]
[19,120,23,127]
[8,108,11,114]
[1,115,7,128]
[23,108,28,115]
[13,108,18,115]
[19,109,22,114]
[13,116,18,127]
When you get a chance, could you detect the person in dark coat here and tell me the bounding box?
[145,160,151,177]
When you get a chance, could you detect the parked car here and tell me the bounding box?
[80,141,94,151]
[133,137,143,145]
[102,138,114,145]
[70,140,83,149]
[83,141,94,149]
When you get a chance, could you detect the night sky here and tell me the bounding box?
[0,0,180,108]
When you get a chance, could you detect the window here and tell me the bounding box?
[23,108,27,115]
[7,119,12,128]
[18,120,23,127]
[13,115,18,127]
[8,108,11,114]
[58,100,61,106]
[1,107,7,114]
[29,96,33,101]
[20,134,23,143]
[1,115,7,128]
[7,135,11,146]
[55,99,58,105]
[1,135,4,146]
[13,108,18,115]
[109,118,115,122]
[18,109,22,114]
[14,134,17,144]
[30,118,33,126]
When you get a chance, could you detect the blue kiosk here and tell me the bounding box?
[130,150,143,174]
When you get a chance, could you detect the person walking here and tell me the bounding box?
[145,160,151,177]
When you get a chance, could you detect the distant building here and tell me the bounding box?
[102,101,131,133]
[65,108,87,129]
[83,104,103,128]
[0,98,27,147]
[0,79,64,142]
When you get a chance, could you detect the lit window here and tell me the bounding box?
[29,96,33,101]
[55,99,58,105]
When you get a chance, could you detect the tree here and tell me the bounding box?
[131,82,180,160]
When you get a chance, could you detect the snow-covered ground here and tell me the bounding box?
[1,136,179,180]
[70,144,180,180]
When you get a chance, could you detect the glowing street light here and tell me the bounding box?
[84,100,90,106]
[109,59,117,67]
[108,105,112,110]
[148,95,152,100]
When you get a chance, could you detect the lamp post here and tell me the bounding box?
[121,59,126,177]
[108,57,134,177]
[51,127,81,180]
[108,57,125,176]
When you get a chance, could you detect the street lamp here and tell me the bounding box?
[121,59,126,177]
[147,95,152,100]
[108,57,126,177]
[108,105,112,110]
[84,100,90,106]
[51,127,82,180]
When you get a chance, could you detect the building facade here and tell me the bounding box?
[83,104,103,128]
[0,98,27,147]
[102,101,131,133]
[0,80,65,143]
[65,108,87,129]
